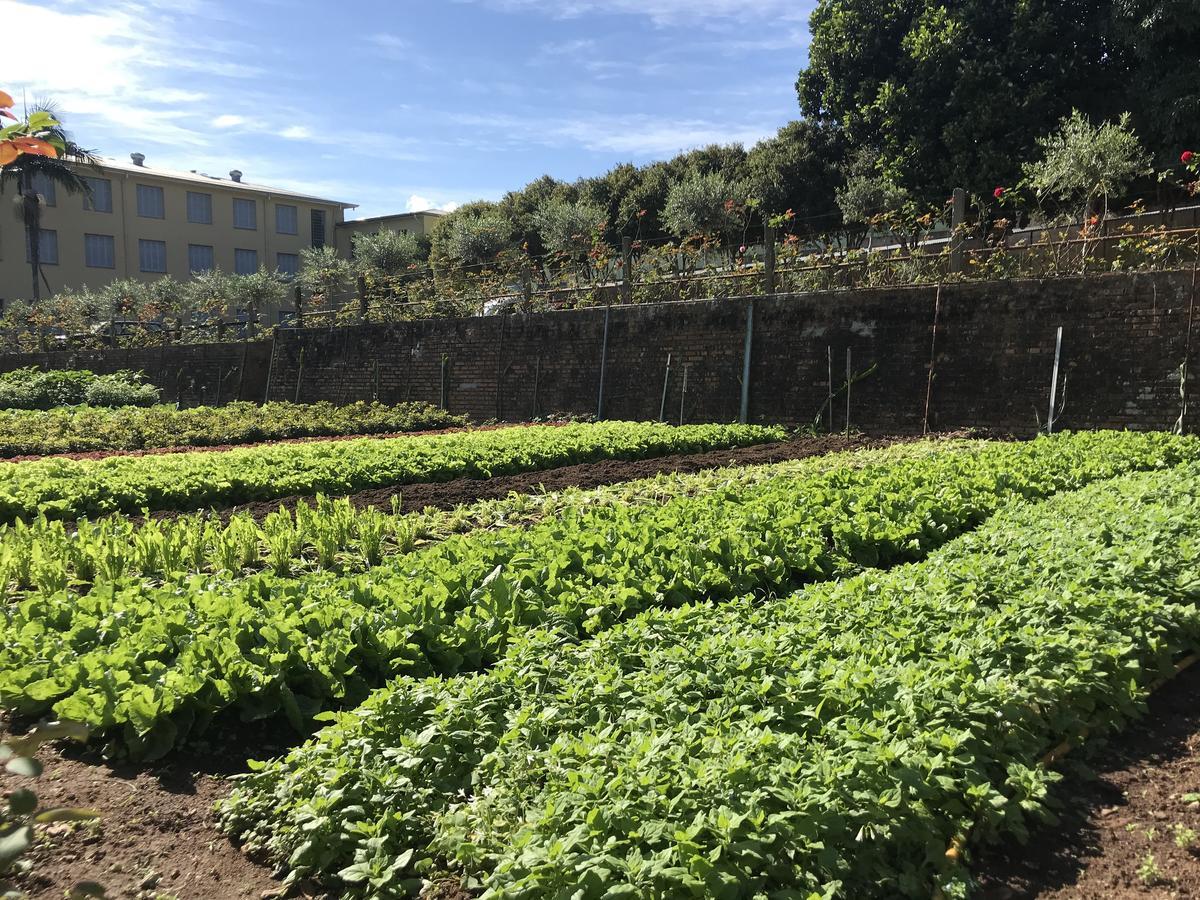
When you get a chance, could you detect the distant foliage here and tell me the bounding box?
[1022,110,1153,219]
[533,199,605,258]
[352,229,424,276]
[444,211,516,266]
[0,368,160,410]
[662,171,746,240]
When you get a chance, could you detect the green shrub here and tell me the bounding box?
[0,368,160,410]
[82,373,162,408]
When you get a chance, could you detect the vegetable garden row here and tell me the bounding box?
[2,421,1198,899]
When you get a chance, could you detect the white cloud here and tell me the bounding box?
[456,0,813,27]
[451,111,776,157]
[407,194,461,213]
[213,114,245,128]
[281,125,313,140]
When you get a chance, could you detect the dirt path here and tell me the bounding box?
[0,721,310,900]
[972,662,1200,899]
[173,433,926,524]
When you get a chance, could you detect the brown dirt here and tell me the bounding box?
[175,432,929,524]
[0,721,313,900]
[972,662,1200,899]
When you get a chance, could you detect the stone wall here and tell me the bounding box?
[1,270,1194,434]
[0,341,273,406]
[264,271,1197,434]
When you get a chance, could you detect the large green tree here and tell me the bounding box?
[796,0,1194,204]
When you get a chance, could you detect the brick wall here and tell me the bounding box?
[0,341,273,406]
[1,270,1194,434]
[266,271,1197,434]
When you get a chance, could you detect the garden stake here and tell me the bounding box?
[1175,233,1198,434]
[294,348,304,404]
[923,284,942,435]
[844,347,851,437]
[1047,327,1063,434]
[597,304,611,420]
[659,353,672,422]
[827,346,834,432]
[679,363,689,426]
[531,354,541,419]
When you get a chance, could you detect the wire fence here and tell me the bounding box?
[3,221,1199,353]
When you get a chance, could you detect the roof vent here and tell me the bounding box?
[130,152,146,167]
[229,169,243,182]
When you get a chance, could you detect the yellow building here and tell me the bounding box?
[0,153,356,305]
[335,210,448,259]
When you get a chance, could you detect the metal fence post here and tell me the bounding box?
[1047,327,1063,434]
[620,236,633,306]
[739,299,754,424]
[596,305,611,420]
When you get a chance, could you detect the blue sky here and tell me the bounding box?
[4,0,815,218]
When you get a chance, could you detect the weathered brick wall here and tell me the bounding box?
[0,341,273,406]
[266,271,1196,434]
[0,271,1194,434]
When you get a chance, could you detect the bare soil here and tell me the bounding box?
[1,721,312,900]
[972,662,1200,899]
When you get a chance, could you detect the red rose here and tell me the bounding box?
[993,186,1005,200]
[1183,151,1196,164]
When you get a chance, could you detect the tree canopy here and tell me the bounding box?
[796,0,1200,205]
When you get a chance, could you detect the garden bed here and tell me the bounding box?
[972,662,1200,899]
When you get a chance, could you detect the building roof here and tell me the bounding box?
[87,156,358,208]
[340,209,449,226]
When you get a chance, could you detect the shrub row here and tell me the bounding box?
[1,432,1189,763]
[0,367,160,410]
[0,421,783,522]
[0,400,464,458]
[219,460,1200,899]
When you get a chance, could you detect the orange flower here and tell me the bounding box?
[0,90,13,108]
[0,141,18,165]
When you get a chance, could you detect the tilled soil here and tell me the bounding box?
[972,662,1200,899]
[180,432,923,524]
[1,722,311,900]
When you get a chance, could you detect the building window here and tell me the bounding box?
[84,234,116,268]
[311,209,326,248]
[233,198,257,230]
[234,248,258,274]
[136,184,165,218]
[275,204,298,235]
[26,229,59,264]
[187,191,213,225]
[188,244,215,273]
[139,239,167,273]
[31,172,57,206]
[83,177,112,213]
[276,252,299,276]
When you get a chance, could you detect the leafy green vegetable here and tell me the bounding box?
[0,421,783,521]
[220,460,1200,899]
[0,400,463,458]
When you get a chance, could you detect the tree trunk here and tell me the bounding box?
[22,170,41,302]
